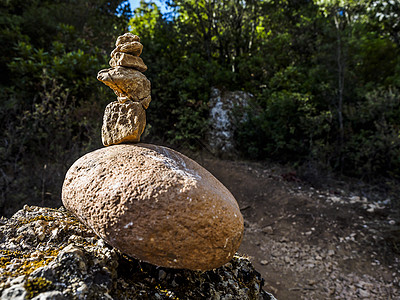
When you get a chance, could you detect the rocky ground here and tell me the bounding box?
[1,154,399,299]
[0,206,274,299]
[199,157,400,300]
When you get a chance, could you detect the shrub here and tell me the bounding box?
[342,87,400,179]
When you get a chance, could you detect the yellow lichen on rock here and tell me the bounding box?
[24,277,53,298]
[0,248,60,278]
[0,205,272,298]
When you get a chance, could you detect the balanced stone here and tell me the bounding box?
[109,53,147,72]
[62,144,244,271]
[111,41,143,57]
[116,32,140,46]
[97,66,151,105]
[101,101,146,146]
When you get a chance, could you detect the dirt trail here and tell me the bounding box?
[198,157,399,299]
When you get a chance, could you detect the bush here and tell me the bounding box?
[342,87,400,179]
[0,23,113,216]
[0,72,105,216]
[236,85,329,163]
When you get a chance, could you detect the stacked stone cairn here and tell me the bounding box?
[97,33,151,146]
[62,33,244,272]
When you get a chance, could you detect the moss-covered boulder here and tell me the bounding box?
[0,206,276,300]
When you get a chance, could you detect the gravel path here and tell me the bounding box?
[200,158,400,299]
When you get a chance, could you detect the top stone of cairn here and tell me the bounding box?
[116,32,140,46]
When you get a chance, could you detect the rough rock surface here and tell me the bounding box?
[101,101,146,145]
[115,32,140,46]
[109,53,147,72]
[208,87,252,157]
[97,66,151,105]
[62,144,244,271]
[111,41,143,57]
[0,206,276,300]
[98,33,151,145]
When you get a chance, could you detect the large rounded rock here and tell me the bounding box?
[62,144,244,271]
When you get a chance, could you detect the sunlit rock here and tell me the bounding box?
[62,144,244,271]
[101,101,146,146]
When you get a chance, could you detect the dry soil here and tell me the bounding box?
[198,157,400,300]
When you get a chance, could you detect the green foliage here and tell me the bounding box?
[0,73,102,215]
[343,88,400,178]
[129,1,214,147]
[236,89,319,162]
[8,30,106,107]
[0,0,130,215]
[366,0,400,48]
[1,0,400,215]
[127,0,400,181]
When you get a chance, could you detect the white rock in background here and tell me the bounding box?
[207,88,252,157]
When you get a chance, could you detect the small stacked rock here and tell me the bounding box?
[97,33,151,146]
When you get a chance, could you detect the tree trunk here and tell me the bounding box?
[334,14,345,171]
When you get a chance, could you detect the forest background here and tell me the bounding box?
[0,0,399,217]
